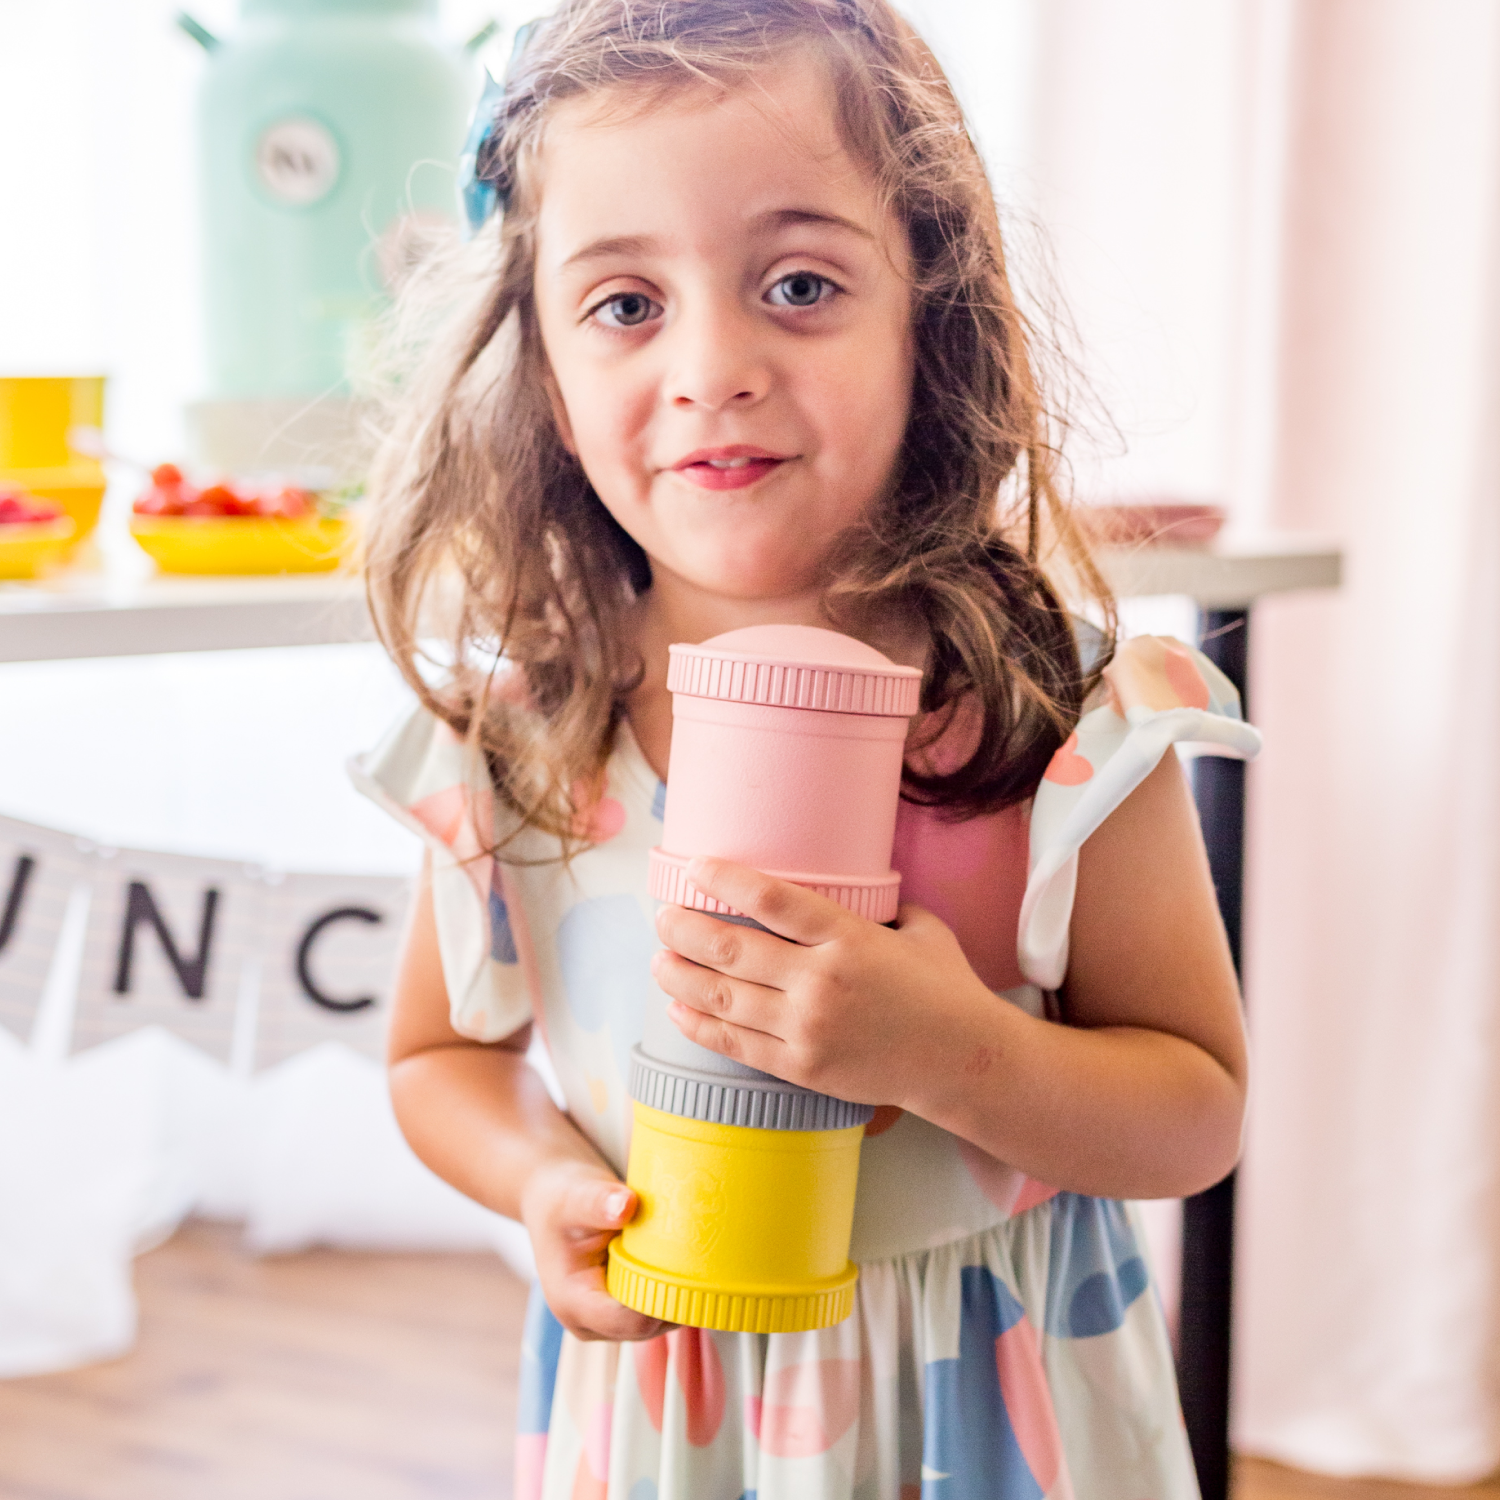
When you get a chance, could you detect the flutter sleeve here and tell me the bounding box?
[348,704,536,1042]
[1018,635,1262,989]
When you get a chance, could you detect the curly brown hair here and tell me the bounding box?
[363,0,1114,853]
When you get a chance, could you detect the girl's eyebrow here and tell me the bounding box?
[562,234,659,271]
[559,209,873,273]
[754,207,875,241]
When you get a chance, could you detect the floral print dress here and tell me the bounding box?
[353,635,1259,1500]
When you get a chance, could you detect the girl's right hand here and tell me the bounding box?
[519,1158,675,1342]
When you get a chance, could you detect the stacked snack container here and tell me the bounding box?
[608,624,921,1332]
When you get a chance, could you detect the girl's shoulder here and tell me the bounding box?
[887,633,1255,995]
[347,665,566,1042]
[1020,635,1261,988]
[350,663,544,844]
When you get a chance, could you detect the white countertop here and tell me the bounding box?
[0,534,1341,664]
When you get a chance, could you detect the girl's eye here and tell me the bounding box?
[766,272,836,309]
[590,292,661,330]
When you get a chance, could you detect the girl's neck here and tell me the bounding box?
[622,572,929,783]
[635,575,829,658]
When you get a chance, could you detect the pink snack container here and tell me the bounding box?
[648,624,923,923]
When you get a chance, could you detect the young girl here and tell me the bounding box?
[354,2,1252,1495]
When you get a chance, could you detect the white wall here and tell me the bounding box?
[0,0,1218,865]
[0,0,493,874]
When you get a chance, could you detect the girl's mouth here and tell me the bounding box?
[670,447,790,492]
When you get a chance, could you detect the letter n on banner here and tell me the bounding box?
[0,815,90,1043]
[254,872,412,1068]
[73,847,263,1064]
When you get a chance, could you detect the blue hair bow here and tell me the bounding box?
[458,20,541,236]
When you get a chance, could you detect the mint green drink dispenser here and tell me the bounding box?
[181,0,477,404]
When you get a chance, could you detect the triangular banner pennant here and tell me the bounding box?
[0,815,91,1044]
[72,846,265,1065]
[253,872,412,1069]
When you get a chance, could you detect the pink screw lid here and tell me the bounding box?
[667,624,922,718]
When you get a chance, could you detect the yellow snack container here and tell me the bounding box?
[607,1102,863,1333]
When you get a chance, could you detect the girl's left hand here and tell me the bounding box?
[652,855,991,1110]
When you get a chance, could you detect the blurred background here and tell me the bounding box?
[1,0,1497,1496]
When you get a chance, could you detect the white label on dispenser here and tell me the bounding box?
[255,117,341,207]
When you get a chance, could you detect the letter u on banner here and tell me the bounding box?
[0,815,90,1044]
[254,872,412,1069]
[73,847,264,1064]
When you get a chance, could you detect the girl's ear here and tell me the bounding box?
[542,364,578,455]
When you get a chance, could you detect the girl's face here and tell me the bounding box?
[533,56,915,613]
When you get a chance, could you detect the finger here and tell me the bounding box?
[667,998,786,1076]
[685,856,849,945]
[557,1176,637,1237]
[892,901,946,935]
[560,1266,676,1342]
[651,948,784,1035]
[654,904,795,988]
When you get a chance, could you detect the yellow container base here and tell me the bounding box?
[0,466,106,545]
[612,1101,864,1332]
[129,515,353,575]
[608,1241,857,1333]
[0,518,77,579]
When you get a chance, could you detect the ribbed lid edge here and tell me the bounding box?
[607,1246,857,1333]
[649,848,900,924]
[667,646,920,717]
[629,1047,874,1130]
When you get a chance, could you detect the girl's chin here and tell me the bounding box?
[667,555,826,604]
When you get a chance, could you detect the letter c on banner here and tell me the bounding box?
[296,906,382,1012]
[0,854,36,955]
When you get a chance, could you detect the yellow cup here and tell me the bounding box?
[607,1100,863,1333]
[0,376,108,545]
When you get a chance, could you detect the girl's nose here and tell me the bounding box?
[664,301,771,413]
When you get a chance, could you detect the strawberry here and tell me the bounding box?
[254,486,313,519]
[183,482,256,517]
[0,489,63,525]
[133,464,197,516]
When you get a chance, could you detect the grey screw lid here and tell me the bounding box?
[629,1047,874,1131]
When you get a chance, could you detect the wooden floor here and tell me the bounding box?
[0,1222,1494,1500]
[1242,1461,1500,1500]
[0,1222,528,1500]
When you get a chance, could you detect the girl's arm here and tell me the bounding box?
[388,855,671,1341]
[654,748,1247,1201]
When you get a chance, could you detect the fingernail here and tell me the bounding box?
[606,1189,631,1220]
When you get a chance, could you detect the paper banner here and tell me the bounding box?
[73,847,265,1065]
[253,872,411,1069]
[0,816,90,1043]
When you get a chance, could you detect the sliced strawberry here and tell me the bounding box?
[255,486,314,519]
[0,490,63,524]
[134,463,198,516]
[183,483,246,517]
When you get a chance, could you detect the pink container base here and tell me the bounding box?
[664,696,908,880]
[648,847,901,924]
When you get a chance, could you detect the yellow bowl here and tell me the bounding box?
[0,516,77,580]
[0,466,107,543]
[129,515,354,575]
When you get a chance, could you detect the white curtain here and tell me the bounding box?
[1023,0,1500,1482]
[1233,1,1500,1482]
